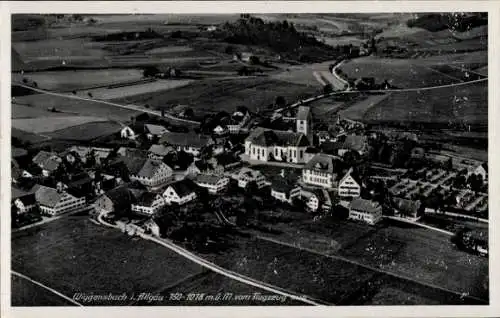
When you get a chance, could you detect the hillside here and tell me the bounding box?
[407,13,487,32]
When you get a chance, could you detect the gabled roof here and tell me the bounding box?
[104,186,136,210]
[195,174,227,185]
[135,159,171,179]
[340,167,362,186]
[148,144,174,157]
[168,179,197,197]
[339,135,368,152]
[16,193,37,206]
[160,132,211,148]
[33,151,61,171]
[246,128,309,148]
[135,192,163,207]
[304,154,341,174]
[350,198,381,214]
[238,167,264,179]
[271,177,297,194]
[297,106,311,121]
[145,124,168,136]
[12,184,40,200]
[35,185,63,208]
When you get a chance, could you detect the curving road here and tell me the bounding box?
[13,83,200,125]
[95,212,326,305]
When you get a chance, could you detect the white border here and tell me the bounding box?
[1,2,499,318]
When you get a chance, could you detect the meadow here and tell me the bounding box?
[12,116,106,134]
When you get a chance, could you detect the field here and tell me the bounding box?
[338,93,390,121]
[12,103,71,119]
[46,121,122,141]
[12,94,140,122]
[362,81,487,126]
[114,78,320,115]
[77,79,194,100]
[11,275,77,306]
[11,128,50,144]
[12,116,106,134]
[12,69,145,92]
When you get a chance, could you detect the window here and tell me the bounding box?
[300,150,303,159]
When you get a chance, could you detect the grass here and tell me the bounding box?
[339,93,390,121]
[12,69,144,92]
[12,93,140,122]
[12,103,70,119]
[11,275,78,306]
[11,216,205,306]
[114,78,319,115]
[12,116,106,134]
[12,128,50,144]
[46,121,122,141]
[362,81,487,126]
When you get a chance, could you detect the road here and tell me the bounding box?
[275,77,488,113]
[13,83,200,125]
[95,212,326,305]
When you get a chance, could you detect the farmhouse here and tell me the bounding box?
[162,179,198,205]
[296,106,313,145]
[13,194,37,214]
[120,125,136,140]
[35,185,86,217]
[95,185,138,215]
[244,127,310,164]
[337,134,369,156]
[145,124,169,140]
[130,159,173,188]
[194,174,230,194]
[148,144,175,160]
[348,198,382,225]
[234,167,267,189]
[270,179,300,204]
[32,151,62,176]
[338,168,362,198]
[160,132,212,157]
[302,154,341,189]
[131,192,166,216]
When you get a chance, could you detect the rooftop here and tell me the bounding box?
[195,174,227,185]
[297,106,311,121]
[304,153,341,174]
[35,185,63,208]
[160,132,211,148]
[246,127,309,148]
[145,124,169,136]
[168,179,197,197]
[350,198,381,214]
[148,144,174,157]
[136,159,172,179]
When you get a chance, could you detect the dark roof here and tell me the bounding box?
[214,153,239,167]
[297,106,311,121]
[12,159,22,180]
[340,135,367,152]
[392,197,421,214]
[119,156,148,175]
[117,147,148,159]
[136,159,171,178]
[12,184,40,200]
[195,174,227,185]
[304,154,341,174]
[16,193,37,206]
[67,173,93,187]
[168,179,197,197]
[305,147,319,154]
[481,162,488,172]
[246,128,309,148]
[194,160,213,171]
[160,132,211,148]
[350,198,381,214]
[104,186,137,209]
[271,178,297,194]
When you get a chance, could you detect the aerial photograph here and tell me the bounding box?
[10,13,488,306]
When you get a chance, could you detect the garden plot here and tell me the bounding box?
[12,116,107,134]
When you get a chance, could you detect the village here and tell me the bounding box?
[11,99,489,257]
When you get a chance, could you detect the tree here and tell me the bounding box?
[323,83,333,94]
[143,66,159,78]
[32,81,38,88]
[249,55,260,65]
[184,108,194,118]
[275,96,286,108]
[88,92,93,98]
[22,78,28,84]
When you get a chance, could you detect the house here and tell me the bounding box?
[208,153,241,175]
[234,167,267,189]
[337,134,369,156]
[270,178,300,204]
[160,132,212,157]
[213,125,229,136]
[162,179,198,205]
[300,190,320,212]
[296,106,313,145]
[117,147,148,159]
[194,174,230,194]
[145,124,169,140]
[120,125,136,140]
[66,146,113,165]
[244,127,310,164]
[473,162,488,181]
[317,131,332,145]
[131,192,166,216]
[95,185,137,215]
[130,159,173,188]
[460,229,488,257]
[65,172,94,196]
[304,147,320,163]
[13,193,37,214]
[302,154,342,189]
[338,168,362,198]
[35,185,86,216]
[148,144,174,160]
[392,197,422,219]
[32,151,62,176]
[348,198,382,225]
[144,219,161,237]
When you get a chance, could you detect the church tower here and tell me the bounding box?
[296,106,313,145]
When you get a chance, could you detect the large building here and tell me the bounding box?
[35,185,86,217]
[244,128,310,164]
[296,106,313,145]
[130,159,173,188]
[348,198,382,225]
[160,132,212,157]
[302,154,341,189]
